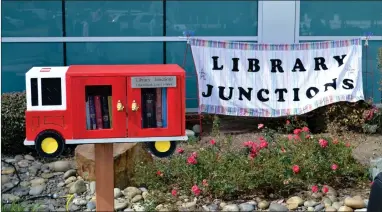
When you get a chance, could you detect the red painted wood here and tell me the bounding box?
[71,77,127,139]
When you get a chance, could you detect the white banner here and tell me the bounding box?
[190,38,364,117]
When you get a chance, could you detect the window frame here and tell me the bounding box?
[26,76,67,111]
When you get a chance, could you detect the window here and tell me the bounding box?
[1,43,64,93]
[41,78,62,106]
[141,88,168,129]
[85,85,113,130]
[2,1,63,37]
[30,78,39,106]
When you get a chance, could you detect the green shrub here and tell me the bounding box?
[1,92,29,154]
[133,125,367,198]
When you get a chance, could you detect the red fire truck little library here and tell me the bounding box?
[24,65,187,158]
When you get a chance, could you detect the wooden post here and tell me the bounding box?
[95,143,114,211]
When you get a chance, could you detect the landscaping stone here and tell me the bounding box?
[49,160,74,172]
[338,206,354,212]
[17,160,29,168]
[286,196,304,206]
[222,204,240,211]
[344,196,365,209]
[63,169,77,179]
[269,203,288,212]
[304,200,319,207]
[75,143,152,189]
[332,202,344,210]
[326,206,338,212]
[2,167,15,175]
[124,186,142,199]
[314,203,325,211]
[24,155,35,161]
[258,200,270,209]
[69,180,87,194]
[29,184,46,195]
[114,188,123,198]
[131,194,143,203]
[238,203,255,211]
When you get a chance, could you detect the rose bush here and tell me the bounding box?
[133,125,367,198]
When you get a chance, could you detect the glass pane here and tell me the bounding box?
[41,78,62,106]
[85,85,112,130]
[166,42,197,108]
[65,1,163,36]
[141,88,168,129]
[300,40,382,103]
[166,1,258,36]
[30,78,39,106]
[1,43,64,93]
[2,1,63,37]
[66,42,163,65]
[300,1,382,36]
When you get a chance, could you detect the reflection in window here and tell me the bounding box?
[1,43,64,93]
[65,1,163,36]
[300,1,382,36]
[2,1,63,37]
[141,88,168,129]
[41,78,62,106]
[166,1,258,36]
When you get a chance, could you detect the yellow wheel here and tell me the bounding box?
[35,130,65,158]
[147,141,177,158]
[154,141,171,153]
[41,137,59,154]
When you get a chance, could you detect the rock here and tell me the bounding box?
[328,195,338,203]
[89,181,96,194]
[206,204,219,211]
[63,169,77,179]
[322,197,332,207]
[73,198,87,206]
[20,181,30,187]
[364,199,368,207]
[124,186,142,199]
[17,160,29,168]
[338,206,353,212]
[287,203,298,210]
[239,203,255,211]
[307,207,314,211]
[2,194,20,202]
[142,191,149,200]
[13,187,29,196]
[2,182,14,190]
[246,200,257,205]
[269,203,288,212]
[131,195,143,203]
[114,188,123,198]
[65,176,77,184]
[69,180,87,194]
[325,186,338,197]
[220,202,227,208]
[344,197,365,209]
[57,182,65,187]
[287,196,304,206]
[30,178,46,186]
[186,129,195,137]
[222,204,240,211]
[4,159,16,163]
[29,185,46,195]
[139,187,148,192]
[1,175,11,184]
[2,167,15,175]
[24,155,35,161]
[75,143,152,189]
[192,124,201,133]
[314,203,325,211]
[87,200,96,210]
[41,173,54,179]
[332,202,343,210]
[49,161,74,172]
[182,201,197,209]
[14,155,24,161]
[124,209,134,212]
[258,201,270,209]
[370,157,382,180]
[326,206,337,212]
[114,199,129,210]
[355,208,368,212]
[304,200,319,207]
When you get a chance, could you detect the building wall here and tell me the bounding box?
[2,0,382,109]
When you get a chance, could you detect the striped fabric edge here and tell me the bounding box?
[199,95,364,117]
[189,38,362,51]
